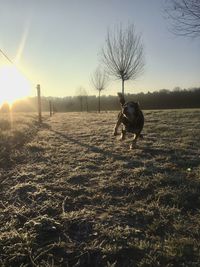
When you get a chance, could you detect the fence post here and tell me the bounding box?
[85,96,89,112]
[49,100,52,117]
[37,84,42,123]
[52,103,55,114]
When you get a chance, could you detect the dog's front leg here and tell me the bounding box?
[130,133,137,149]
[130,130,142,149]
[113,118,121,136]
[120,128,126,141]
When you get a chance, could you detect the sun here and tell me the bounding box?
[0,65,31,107]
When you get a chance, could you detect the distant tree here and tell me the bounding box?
[84,90,89,112]
[91,67,109,113]
[76,87,87,112]
[159,89,170,94]
[165,0,200,38]
[101,24,145,95]
[173,86,182,92]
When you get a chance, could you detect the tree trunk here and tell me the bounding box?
[98,90,101,113]
[122,79,125,96]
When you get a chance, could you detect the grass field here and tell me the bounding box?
[1,109,200,267]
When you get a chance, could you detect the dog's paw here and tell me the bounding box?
[130,144,134,150]
[119,134,125,141]
[139,134,144,139]
[130,141,137,150]
[113,131,118,136]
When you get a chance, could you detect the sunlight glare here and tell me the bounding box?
[0,65,31,106]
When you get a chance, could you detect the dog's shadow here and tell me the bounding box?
[52,130,138,163]
[51,129,200,185]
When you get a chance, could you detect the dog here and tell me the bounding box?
[113,93,144,149]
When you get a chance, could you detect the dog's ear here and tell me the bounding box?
[117,92,125,106]
[135,102,140,112]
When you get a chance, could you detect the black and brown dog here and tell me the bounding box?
[113,93,144,149]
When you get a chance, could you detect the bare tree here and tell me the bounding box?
[91,67,108,113]
[165,0,200,38]
[102,24,145,96]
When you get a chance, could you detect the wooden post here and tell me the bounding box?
[80,96,83,112]
[85,96,89,112]
[37,84,42,123]
[49,100,52,117]
[52,103,55,114]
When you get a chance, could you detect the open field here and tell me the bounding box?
[1,109,200,267]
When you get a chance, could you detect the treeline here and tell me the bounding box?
[1,87,200,113]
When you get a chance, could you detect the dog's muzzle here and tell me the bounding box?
[122,105,136,122]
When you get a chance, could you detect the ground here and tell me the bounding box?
[0,110,200,267]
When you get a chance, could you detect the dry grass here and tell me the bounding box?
[0,112,49,168]
[0,110,200,267]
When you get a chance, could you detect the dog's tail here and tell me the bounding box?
[117,92,125,106]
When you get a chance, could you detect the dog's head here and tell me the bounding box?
[118,92,140,122]
[122,101,140,122]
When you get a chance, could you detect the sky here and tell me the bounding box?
[0,0,199,99]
